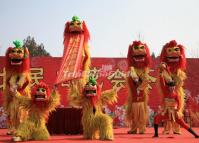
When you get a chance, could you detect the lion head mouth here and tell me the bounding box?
[69,25,83,33]
[34,93,47,101]
[166,56,180,62]
[33,87,48,101]
[133,54,146,62]
[165,46,181,63]
[85,88,97,97]
[85,86,97,97]
[9,47,25,65]
[10,58,23,65]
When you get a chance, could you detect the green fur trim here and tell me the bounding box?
[13,40,22,48]
[88,76,97,85]
[24,53,28,58]
[72,16,80,22]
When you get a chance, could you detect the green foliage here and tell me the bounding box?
[23,36,51,57]
[151,52,156,58]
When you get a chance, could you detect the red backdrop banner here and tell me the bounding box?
[0,56,199,127]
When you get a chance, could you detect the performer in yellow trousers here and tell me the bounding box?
[3,40,31,135]
[68,76,117,140]
[126,41,153,134]
[153,40,199,138]
[12,82,60,141]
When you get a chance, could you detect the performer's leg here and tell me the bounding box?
[128,103,141,134]
[82,122,93,139]
[97,114,114,140]
[7,115,15,135]
[82,115,93,139]
[128,118,137,134]
[176,118,199,138]
[162,121,172,134]
[138,106,147,134]
[139,123,146,134]
[172,122,181,134]
[13,121,33,141]
[175,117,189,129]
[14,107,21,129]
[128,126,137,134]
[7,104,19,135]
[32,126,50,140]
[153,114,168,137]
[8,99,21,135]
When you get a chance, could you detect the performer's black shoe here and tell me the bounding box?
[128,130,137,134]
[153,124,159,138]
[188,128,199,138]
[139,131,145,134]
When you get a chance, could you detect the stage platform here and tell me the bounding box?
[0,128,199,143]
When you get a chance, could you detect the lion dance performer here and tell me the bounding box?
[153,40,199,138]
[125,41,154,134]
[12,82,60,141]
[3,40,31,135]
[56,16,90,85]
[69,76,117,140]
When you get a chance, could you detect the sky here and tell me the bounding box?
[0,0,199,58]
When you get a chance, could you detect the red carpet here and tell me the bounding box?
[0,128,199,143]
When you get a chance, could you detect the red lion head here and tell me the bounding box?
[83,76,101,106]
[160,40,186,72]
[31,82,51,103]
[127,40,151,68]
[63,16,90,46]
[5,41,30,73]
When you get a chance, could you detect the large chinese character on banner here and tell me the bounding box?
[0,68,6,91]
[108,69,126,91]
[30,68,44,86]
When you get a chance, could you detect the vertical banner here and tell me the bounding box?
[56,34,84,84]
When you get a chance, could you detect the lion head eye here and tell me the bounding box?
[175,48,180,52]
[140,46,144,49]
[37,88,46,92]
[17,50,23,54]
[11,49,16,53]
[134,46,139,50]
[167,48,172,53]
[70,22,74,26]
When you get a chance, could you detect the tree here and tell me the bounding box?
[23,36,51,57]
[151,52,156,58]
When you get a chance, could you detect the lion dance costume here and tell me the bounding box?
[69,76,117,140]
[56,16,90,85]
[126,41,153,134]
[3,40,31,135]
[153,40,199,138]
[12,82,60,141]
